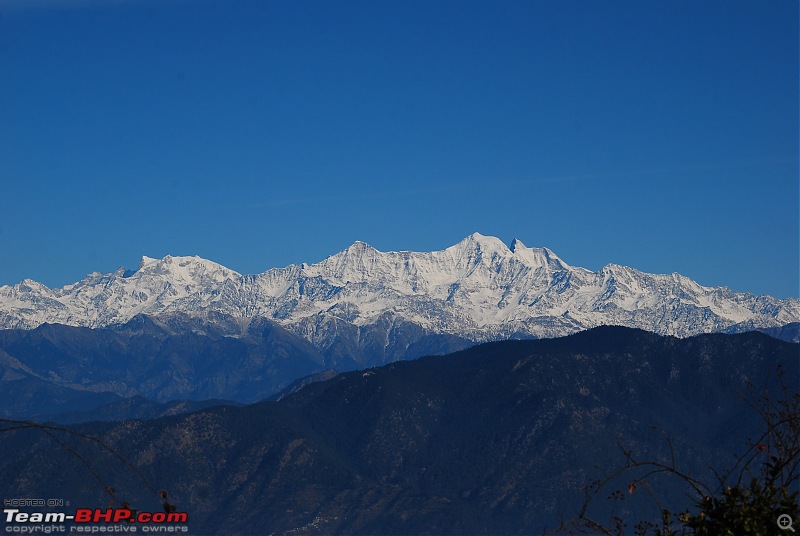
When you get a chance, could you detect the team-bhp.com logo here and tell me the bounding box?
[4,508,188,533]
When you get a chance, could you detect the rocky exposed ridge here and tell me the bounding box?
[1,234,797,347]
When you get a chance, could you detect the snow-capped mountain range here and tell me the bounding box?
[1,233,797,343]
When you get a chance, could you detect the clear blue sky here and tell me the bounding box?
[1,0,797,298]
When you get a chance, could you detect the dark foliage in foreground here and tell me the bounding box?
[556,365,799,535]
[1,327,797,534]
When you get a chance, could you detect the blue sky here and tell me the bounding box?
[0,0,797,298]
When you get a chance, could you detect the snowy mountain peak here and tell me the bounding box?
[506,239,569,271]
[339,240,379,257]
[138,256,161,270]
[447,234,568,271]
[310,240,383,284]
[134,255,240,281]
[16,279,51,293]
[0,234,797,339]
[455,232,511,254]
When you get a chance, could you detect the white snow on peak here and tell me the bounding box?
[135,255,240,281]
[517,246,569,271]
[0,234,796,340]
[509,238,526,252]
[451,232,511,254]
[138,256,161,270]
[18,278,51,291]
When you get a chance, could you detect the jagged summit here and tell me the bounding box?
[450,232,510,254]
[138,256,161,270]
[335,240,377,255]
[132,255,241,282]
[0,234,796,340]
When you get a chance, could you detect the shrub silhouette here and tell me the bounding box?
[556,366,799,535]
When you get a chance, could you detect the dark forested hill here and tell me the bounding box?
[1,327,796,534]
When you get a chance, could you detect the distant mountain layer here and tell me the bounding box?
[0,313,472,416]
[1,234,797,351]
[1,327,796,534]
[0,316,328,415]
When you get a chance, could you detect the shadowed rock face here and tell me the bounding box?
[1,327,796,534]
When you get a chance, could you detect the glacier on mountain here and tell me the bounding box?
[0,233,797,345]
